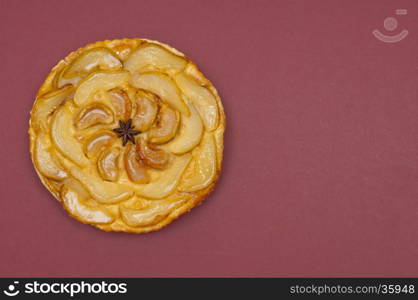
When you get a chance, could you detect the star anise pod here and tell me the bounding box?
[113,119,141,146]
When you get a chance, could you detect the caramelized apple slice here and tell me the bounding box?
[168,100,203,154]
[74,71,130,106]
[179,133,217,192]
[51,102,89,166]
[124,44,186,74]
[75,104,113,129]
[63,47,122,78]
[148,104,180,144]
[33,85,74,131]
[124,144,149,184]
[108,88,132,120]
[132,90,158,131]
[84,131,116,158]
[70,166,133,204]
[131,72,188,115]
[61,186,114,224]
[98,148,120,181]
[120,198,185,227]
[174,73,219,131]
[34,133,67,180]
[136,153,191,199]
[136,138,169,169]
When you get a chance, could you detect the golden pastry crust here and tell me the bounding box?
[29,38,225,233]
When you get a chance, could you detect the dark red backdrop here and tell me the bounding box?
[0,0,417,277]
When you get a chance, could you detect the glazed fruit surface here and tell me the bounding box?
[29,38,225,233]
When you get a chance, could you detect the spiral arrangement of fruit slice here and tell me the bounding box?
[29,39,225,233]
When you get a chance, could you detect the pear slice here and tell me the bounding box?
[124,44,186,74]
[148,104,180,144]
[63,47,122,78]
[167,99,203,154]
[33,85,74,131]
[131,72,188,115]
[61,186,114,224]
[132,90,158,132]
[74,71,130,106]
[174,73,219,131]
[124,144,149,184]
[98,148,120,182]
[112,43,133,61]
[70,166,133,204]
[120,198,185,227]
[63,177,90,199]
[84,131,116,158]
[75,104,113,129]
[34,133,67,180]
[51,102,89,166]
[108,88,132,120]
[214,126,225,171]
[179,133,217,192]
[136,138,169,169]
[136,153,191,199]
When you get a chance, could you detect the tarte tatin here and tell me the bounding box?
[29,39,225,233]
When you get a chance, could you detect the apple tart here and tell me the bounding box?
[29,39,225,233]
